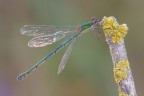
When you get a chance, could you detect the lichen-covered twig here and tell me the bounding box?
[100,16,137,96]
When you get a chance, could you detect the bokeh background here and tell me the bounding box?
[0,0,143,96]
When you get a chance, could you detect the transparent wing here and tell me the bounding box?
[20,25,77,37]
[20,25,77,47]
[57,38,76,74]
[28,30,74,47]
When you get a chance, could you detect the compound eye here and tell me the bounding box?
[91,17,96,21]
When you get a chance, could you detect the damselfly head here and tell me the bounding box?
[91,17,104,39]
[91,17,101,26]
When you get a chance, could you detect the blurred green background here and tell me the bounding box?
[0,0,143,96]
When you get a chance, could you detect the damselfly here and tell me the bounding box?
[17,17,101,80]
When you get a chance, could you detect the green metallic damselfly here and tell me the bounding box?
[17,18,101,80]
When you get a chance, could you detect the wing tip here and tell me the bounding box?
[57,68,62,75]
[20,25,29,34]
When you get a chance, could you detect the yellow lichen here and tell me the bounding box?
[113,60,130,83]
[112,35,122,44]
[119,92,128,96]
[116,60,130,71]
[102,16,116,29]
[101,16,128,44]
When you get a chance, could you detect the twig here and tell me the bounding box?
[100,16,137,96]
